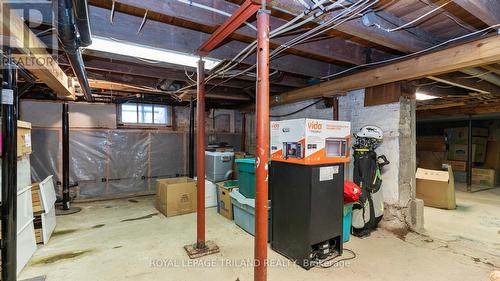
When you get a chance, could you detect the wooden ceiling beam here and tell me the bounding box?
[88,6,341,79]
[459,67,500,86]
[417,101,500,117]
[0,1,75,99]
[481,64,500,76]
[90,0,391,66]
[62,55,294,93]
[452,0,500,27]
[272,35,500,105]
[269,0,434,53]
[427,72,500,95]
[88,79,251,101]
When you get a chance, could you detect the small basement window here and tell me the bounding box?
[118,103,171,126]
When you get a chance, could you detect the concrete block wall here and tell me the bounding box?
[339,89,420,230]
[339,89,403,204]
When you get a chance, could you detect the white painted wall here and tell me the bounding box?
[21,100,117,128]
[339,89,402,205]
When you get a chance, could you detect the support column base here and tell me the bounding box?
[183,240,219,259]
[55,206,82,216]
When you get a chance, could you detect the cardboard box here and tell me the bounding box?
[17,121,32,157]
[270,118,351,165]
[445,127,489,144]
[0,121,32,157]
[233,152,253,179]
[485,141,500,170]
[156,177,197,217]
[416,136,446,152]
[442,160,466,172]
[472,168,496,187]
[448,142,486,163]
[417,151,446,170]
[416,167,456,210]
[216,181,239,220]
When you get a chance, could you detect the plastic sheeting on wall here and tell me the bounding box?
[30,128,243,200]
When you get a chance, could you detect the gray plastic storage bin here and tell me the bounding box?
[230,189,271,241]
[205,151,234,182]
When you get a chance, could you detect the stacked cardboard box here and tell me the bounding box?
[416,136,446,170]
[445,127,488,163]
[471,168,496,187]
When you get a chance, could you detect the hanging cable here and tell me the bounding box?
[136,9,149,34]
[175,0,257,30]
[372,1,451,32]
[269,99,324,118]
[206,0,337,81]
[321,24,500,80]
[110,0,116,24]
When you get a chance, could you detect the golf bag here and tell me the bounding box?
[351,126,389,237]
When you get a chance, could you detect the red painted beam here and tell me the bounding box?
[254,9,270,281]
[198,0,260,54]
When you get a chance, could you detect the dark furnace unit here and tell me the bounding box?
[269,118,351,269]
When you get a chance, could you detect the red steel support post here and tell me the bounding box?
[254,9,270,281]
[196,58,206,249]
[198,0,261,54]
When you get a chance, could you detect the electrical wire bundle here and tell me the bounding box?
[203,0,379,90]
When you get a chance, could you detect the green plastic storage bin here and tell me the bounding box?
[235,158,257,198]
[343,203,354,243]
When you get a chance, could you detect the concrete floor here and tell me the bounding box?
[19,195,498,281]
[424,183,500,246]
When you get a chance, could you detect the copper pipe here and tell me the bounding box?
[254,9,270,281]
[196,59,206,249]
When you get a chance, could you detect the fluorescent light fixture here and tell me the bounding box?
[416,92,438,101]
[85,37,221,70]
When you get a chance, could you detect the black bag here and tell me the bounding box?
[351,149,389,237]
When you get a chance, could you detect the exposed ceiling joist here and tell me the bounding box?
[89,79,250,101]
[452,0,500,27]
[269,0,434,53]
[481,64,500,76]
[88,5,341,79]
[272,35,500,105]
[59,54,303,90]
[427,73,500,95]
[0,1,75,99]
[94,0,391,66]
[417,101,500,117]
[459,67,500,86]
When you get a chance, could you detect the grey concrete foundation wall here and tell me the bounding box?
[339,89,420,230]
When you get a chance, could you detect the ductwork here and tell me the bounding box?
[57,0,93,101]
[73,0,92,47]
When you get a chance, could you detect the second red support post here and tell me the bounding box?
[254,9,270,281]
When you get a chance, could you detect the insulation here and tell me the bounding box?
[30,128,243,200]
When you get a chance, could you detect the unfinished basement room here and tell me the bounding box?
[0,0,499,280]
